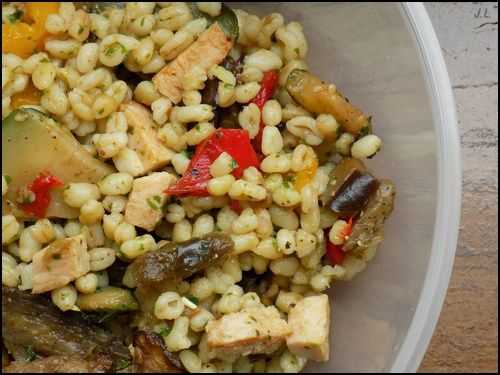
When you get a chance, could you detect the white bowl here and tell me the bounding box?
[236,2,461,372]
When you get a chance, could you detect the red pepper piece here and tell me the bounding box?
[20,172,64,218]
[341,216,354,241]
[229,199,243,214]
[212,129,259,178]
[166,129,260,197]
[250,70,280,153]
[325,238,345,266]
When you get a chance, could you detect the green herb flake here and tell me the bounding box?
[52,253,62,260]
[105,43,126,57]
[230,159,238,170]
[147,195,164,211]
[4,175,12,184]
[186,295,199,305]
[114,358,131,371]
[40,58,49,63]
[7,9,24,24]
[294,47,300,55]
[157,324,172,337]
[360,123,372,137]
[272,238,278,249]
[78,25,84,34]
[140,17,146,27]
[214,224,222,232]
[24,345,37,362]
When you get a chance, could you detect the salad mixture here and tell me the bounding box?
[1,2,396,373]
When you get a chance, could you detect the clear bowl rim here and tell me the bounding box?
[391,3,462,372]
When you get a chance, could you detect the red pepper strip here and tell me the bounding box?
[250,70,280,154]
[324,217,355,266]
[20,172,64,218]
[325,231,345,266]
[341,216,354,241]
[166,129,260,197]
[229,199,243,214]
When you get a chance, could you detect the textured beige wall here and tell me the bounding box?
[420,3,498,373]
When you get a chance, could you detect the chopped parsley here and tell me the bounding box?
[214,224,222,232]
[282,174,296,189]
[185,295,199,305]
[230,159,238,170]
[360,122,372,137]
[51,253,62,260]
[114,358,131,371]
[78,25,84,34]
[7,9,24,24]
[140,17,146,27]
[294,47,300,55]
[181,149,194,159]
[24,345,37,362]
[105,43,127,56]
[4,175,12,184]
[157,324,172,337]
[147,195,163,211]
[40,58,49,63]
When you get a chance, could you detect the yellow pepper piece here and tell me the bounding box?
[11,81,42,109]
[2,3,59,58]
[294,155,318,191]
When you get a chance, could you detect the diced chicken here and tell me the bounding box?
[125,172,177,231]
[206,305,291,357]
[121,102,175,174]
[153,22,233,104]
[286,294,331,362]
[32,235,89,294]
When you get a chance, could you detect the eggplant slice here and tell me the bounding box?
[2,286,131,370]
[330,170,380,218]
[133,331,183,373]
[343,179,396,254]
[3,354,113,374]
[134,233,234,289]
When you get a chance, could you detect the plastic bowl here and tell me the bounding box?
[236,2,461,372]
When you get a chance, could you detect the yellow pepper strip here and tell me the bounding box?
[2,3,59,58]
[294,155,318,191]
[11,80,42,109]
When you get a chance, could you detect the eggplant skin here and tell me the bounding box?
[330,170,380,217]
[343,179,396,254]
[133,331,183,373]
[134,233,234,288]
[3,354,112,373]
[2,287,130,366]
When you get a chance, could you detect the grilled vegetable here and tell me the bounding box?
[250,70,280,153]
[2,108,114,219]
[319,157,366,208]
[76,287,139,312]
[286,69,370,135]
[330,170,379,218]
[165,129,259,196]
[2,3,59,58]
[134,233,233,288]
[217,103,241,129]
[3,354,113,373]
[2,287,130,366]
[189,3,239,40]
[133,331,183,373]
[201,78,219,106]
[343,179,396,254]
